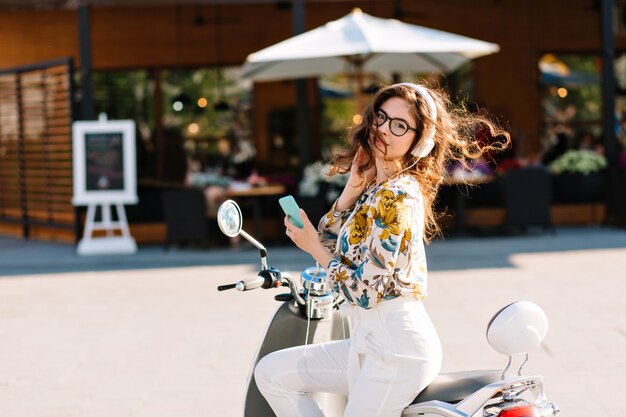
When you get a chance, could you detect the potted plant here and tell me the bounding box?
[548,150,608,203]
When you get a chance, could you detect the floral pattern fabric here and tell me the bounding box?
[318,174,428,309]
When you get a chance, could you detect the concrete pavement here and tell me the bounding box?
[0,227,624,416]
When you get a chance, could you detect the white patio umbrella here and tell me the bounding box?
[241,8,500,108]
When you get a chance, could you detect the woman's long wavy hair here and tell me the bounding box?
[329,82,511,242]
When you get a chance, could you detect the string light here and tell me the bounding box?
[188,123,199,134]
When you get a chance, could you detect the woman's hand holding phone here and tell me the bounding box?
[279,195,304,228]
[280,195,333,267]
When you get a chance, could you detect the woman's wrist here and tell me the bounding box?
[334,198,355,213]
[335,185,362,212]
[312,242,334,268]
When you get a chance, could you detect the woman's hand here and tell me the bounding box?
[284,210,333,267]
[334,147,376,212]
[347,146,376,189]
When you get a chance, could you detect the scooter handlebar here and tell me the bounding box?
[217,269,281,292]
[235,275,265,291]
[217,283,237,291]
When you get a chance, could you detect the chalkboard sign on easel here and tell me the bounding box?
[72,114,138,255]
[85,132,125,192]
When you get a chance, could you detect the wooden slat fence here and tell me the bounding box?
[0,58,77,240]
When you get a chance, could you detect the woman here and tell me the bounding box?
[255,83,510,417]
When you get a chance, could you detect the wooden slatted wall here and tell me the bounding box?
[0,58,77,241]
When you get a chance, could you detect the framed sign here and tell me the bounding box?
[72,119,137,205]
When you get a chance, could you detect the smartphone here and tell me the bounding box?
[279,195,304,228]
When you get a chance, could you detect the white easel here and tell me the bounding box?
[72,115,138,256]
[77,202,137,255]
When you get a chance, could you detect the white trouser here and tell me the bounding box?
[254,296,442,417]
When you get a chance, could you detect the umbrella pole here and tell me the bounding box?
[346,55,373,114]
[356,67,365,114]
[354,60,366,114]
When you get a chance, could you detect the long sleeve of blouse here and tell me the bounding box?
[317,200,355,254]
[317,175,428,309]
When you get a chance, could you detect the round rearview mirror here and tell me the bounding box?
[217,200,242,237]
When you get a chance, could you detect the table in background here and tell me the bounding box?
[443,174,495,235]
[226,184,287,239]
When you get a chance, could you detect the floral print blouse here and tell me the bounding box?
[318,174,428,309]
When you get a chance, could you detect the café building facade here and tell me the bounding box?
[0,0,623,242]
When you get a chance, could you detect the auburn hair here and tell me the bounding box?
[329,83,510,242]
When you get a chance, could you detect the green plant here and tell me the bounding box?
[548,149,607,175]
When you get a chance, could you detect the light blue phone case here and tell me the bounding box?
[279,195,304,228]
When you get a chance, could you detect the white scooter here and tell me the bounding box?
[216,200,560,417]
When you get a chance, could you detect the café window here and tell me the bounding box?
[318,76,356,159]
[93,70,156,178]
[161,67,254,179]
[93,70,155,144]
[91,67,253,181]
[539,54,602,151]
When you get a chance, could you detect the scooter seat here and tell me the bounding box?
[411,370,501,404]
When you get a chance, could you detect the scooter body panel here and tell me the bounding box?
[243,301,350,417]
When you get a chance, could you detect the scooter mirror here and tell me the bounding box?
[217,200,243,237]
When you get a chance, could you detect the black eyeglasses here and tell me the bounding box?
[373,109,417,137]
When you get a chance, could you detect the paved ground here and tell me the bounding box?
[0,227,625,416]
